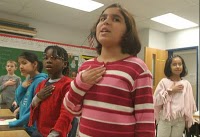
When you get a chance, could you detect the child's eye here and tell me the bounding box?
[43,55,63,60]
[20,61,27,65]
[43,56,48,60]
[50,56,58,60]
[99,16,106,22]
[113,18,120,22]
[43,56,57,60]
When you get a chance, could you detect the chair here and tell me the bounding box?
[185,122,200,137]
[67,117,79,137]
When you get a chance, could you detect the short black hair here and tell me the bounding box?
[164,55,188,78]
[44,45,69,76]
[90,3,141,56]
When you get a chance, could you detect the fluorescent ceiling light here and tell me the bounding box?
[151,13,198,29]
[45,0,104,12]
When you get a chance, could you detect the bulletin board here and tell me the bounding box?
[68,54,79,78]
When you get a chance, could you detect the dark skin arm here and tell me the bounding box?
[37,85,55,101]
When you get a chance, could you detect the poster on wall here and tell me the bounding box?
[68,54,96,79]
[68,54,79,79]
[78,55,96,67]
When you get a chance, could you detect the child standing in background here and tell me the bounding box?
[9,52,47,136]
[29,45,73,137]
[64,3,155,137]
[154,55,196,137]
[0,60,21,108]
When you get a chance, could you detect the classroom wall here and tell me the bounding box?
[1,12,198,53]
[138,27,199,50]
[149,29,166,50]
[0,12,89,46]
[166,27,199,49]
[0,34,97,57]
[138,29,149,60]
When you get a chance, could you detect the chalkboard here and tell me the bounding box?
[0,46,44,80]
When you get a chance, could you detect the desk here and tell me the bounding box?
[185,113,200,137]
[0,130,30,137]
[0,109,15,119]
[0,125,24,131]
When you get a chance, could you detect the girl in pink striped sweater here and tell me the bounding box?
[64,3,155,137]
[154,55,196,137]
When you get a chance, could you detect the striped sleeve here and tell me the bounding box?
[63,72,93,115]
[133,70,155,137]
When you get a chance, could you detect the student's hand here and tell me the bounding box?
[81,65,106,85]
[47,130,60,137]
[172,84,184,92]
[12,101,18,108]
[169,83,184,95]
[22,79,33,88]
[4,79,16,86]
[14,107,19,116]
[37,85,55,101]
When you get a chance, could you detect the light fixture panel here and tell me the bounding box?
[46,0,104,12]
[151,13,198,29]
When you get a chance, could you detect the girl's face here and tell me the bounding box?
[6,62,17,75]
[96,7,127,47]
[43,48,66,79]
[18,58,37,76]
[170,57,183,76]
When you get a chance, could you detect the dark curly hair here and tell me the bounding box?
[44,45,69,76]
[90,3,141,56]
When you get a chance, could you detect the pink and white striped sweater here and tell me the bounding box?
[64,56,155,137]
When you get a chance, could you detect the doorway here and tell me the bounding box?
[144,47,168,92]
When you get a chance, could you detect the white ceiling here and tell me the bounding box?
[0,0,199,33]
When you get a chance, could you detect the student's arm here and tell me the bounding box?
[15,84,27,104]
[0,76,5,92]
[50,104,74,137]
[31,94,42,107]
[29,84,53,126]
[0,76,17,92]
[133,70,155,137]
[10,79,39,127]
[32,85,54,107]
[154,79,172,106]
[63,72,93,115]
[9,104,31,127]
[16,77,21,87]
[184,81,197,128]
[28,81,45,127]
[51,84,74,137]
[0,76,14,92]
[15,78,33,104]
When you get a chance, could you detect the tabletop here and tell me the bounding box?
[0,130,30,137]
